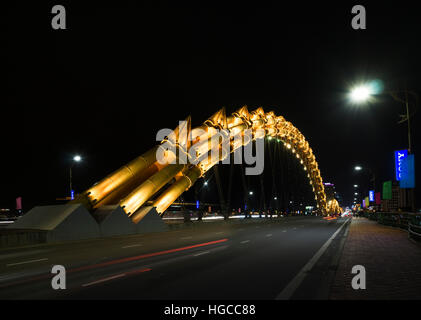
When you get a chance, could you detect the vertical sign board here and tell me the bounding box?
[383,181,392,200]
[362,199,366,208]
[16,197,22,210]
[395,149,408,181]
[400,154,415,188]
[375,192,381,205]
[369,190,375,202]
[365,197,369,208]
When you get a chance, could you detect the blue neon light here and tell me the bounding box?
[369,190,375,202]
[395,150,408,181]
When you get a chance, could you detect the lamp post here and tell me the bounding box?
[349,82,417,211]
[389,89,418,154]
[70,155,82,199]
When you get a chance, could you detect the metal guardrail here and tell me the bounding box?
[374,211,421,242]
[408,214,421,241]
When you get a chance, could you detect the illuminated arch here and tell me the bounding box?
[73,106,331,220]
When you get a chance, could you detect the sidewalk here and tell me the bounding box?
[330,217,421,300]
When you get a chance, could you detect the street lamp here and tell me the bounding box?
[354,184,358,188]
[70,155,82,200]
[349,84,373,103]
[348,80,416,154]
[249,191,253,195]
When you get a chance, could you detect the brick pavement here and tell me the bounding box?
[330,217,421,299]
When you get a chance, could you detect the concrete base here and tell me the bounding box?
[93,205,137,237]
[132,206,168,234]
[8,204,100,243]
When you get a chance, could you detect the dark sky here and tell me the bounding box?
[3,1,421,211]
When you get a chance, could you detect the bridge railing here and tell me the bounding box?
[373,211,421,241]
[408,214,421,241]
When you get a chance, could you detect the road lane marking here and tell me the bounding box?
[180,236,193,240]
[193,251,210,257]
[81,268,152,287]
[122,244,143,249]
[275,219,350,300]
[282,230,287,232]
[240,240,250,244]
[82,273,126,287]
[6,258,48,267]
[266,234,272,237]
[0,250,51,261]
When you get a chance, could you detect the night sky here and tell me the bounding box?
[3,2,421,211]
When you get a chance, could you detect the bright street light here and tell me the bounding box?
[349,84,372,103]
[354,184,358,188]
[249,191,253,195]
[354,166,362,171]
[73,155,82,162]
[348,80,383,104]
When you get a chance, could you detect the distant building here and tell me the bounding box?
[323,182,337,202]
[381,181,414,212]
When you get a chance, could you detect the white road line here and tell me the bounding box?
[282,230,287,233]
[122,244,143,249]
[180,236,193,240]
[240,240,250,244]
[82,273,126,287]
[193,251,210,257]
[6,258,48,267]
[266,234,272,237]
[275,219,350,300]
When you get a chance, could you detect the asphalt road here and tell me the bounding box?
[0,216,350,299]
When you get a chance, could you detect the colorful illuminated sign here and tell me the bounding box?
[369,190,375,202]
[375,192,381,205]
[395,149,408,181]
[400,154,415,188]
[382,181,392,200]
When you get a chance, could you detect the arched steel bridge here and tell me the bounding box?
[72,106,341,221]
